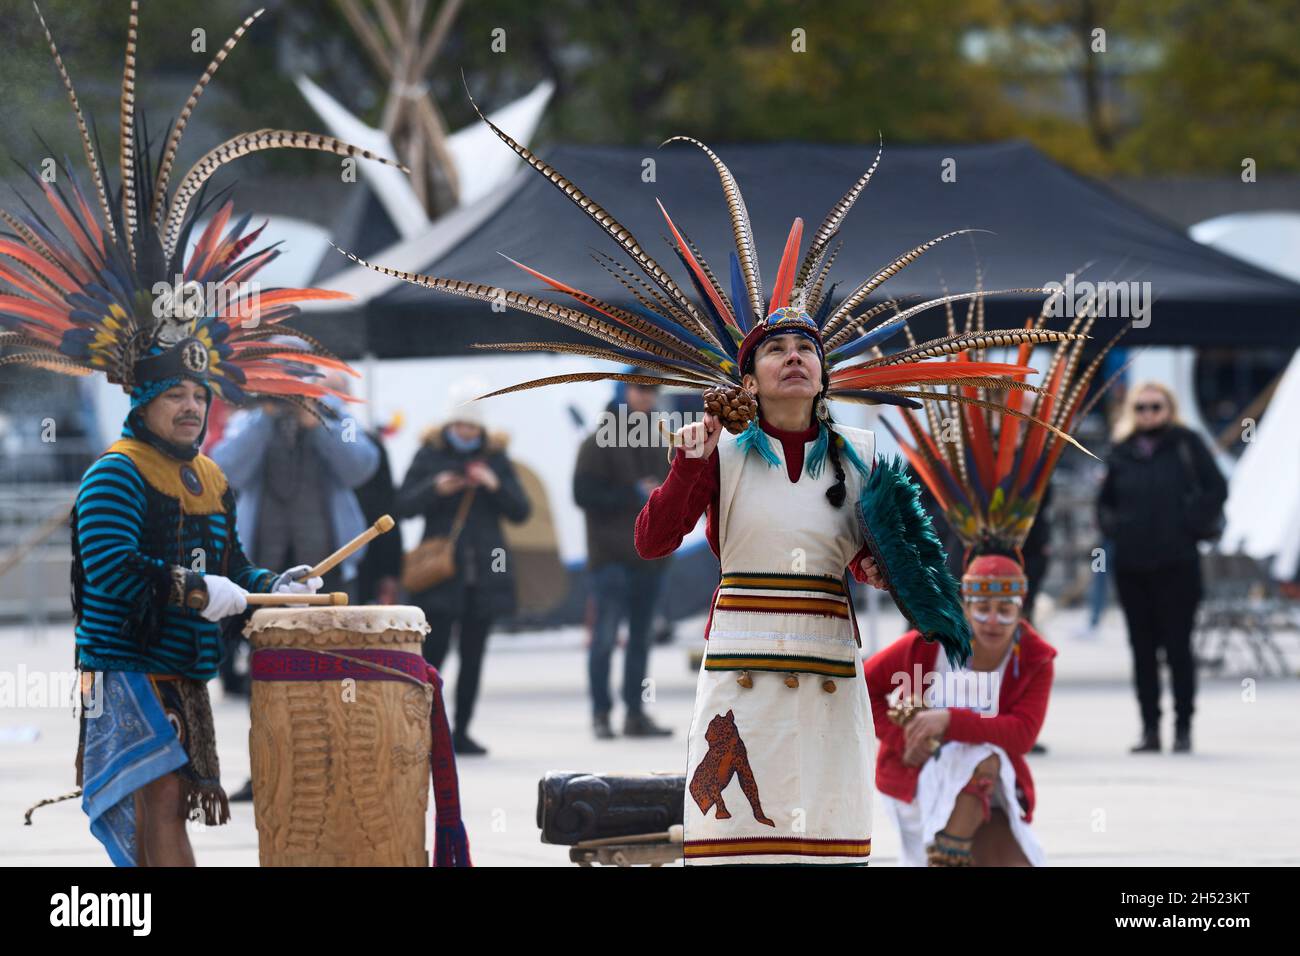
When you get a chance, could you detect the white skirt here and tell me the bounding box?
[880,741,1046,866]
[683,651,874,865]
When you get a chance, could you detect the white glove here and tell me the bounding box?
[200,575,249,621]
[272,564,323,594]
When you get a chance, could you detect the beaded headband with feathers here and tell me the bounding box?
[0,3,407,416]
[335,90,1088,454]
[882,278,1131,561]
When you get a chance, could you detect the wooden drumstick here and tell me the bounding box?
[246,592,349,606]
[297,514,395,581]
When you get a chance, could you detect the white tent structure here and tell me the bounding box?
[1218,351,1300,579]
[1192,212,1300,579]
[297,80,553,309]
[295,76,554,240]
[1190,212,1300,283]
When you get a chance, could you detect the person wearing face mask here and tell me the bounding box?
[212,365,380,802]
[396,379,531,756]
[1098,382,1226,755]
[212,362,380,601]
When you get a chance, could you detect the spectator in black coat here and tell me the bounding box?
[396,387,531,755]
[1098,382,1227,755]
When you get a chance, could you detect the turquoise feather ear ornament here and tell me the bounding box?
[333,99,1114,665]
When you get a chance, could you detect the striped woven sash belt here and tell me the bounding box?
[714,572,849,619]
[706,572,857,678]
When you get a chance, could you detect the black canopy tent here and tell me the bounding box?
[293,141,1300,633]
[301,140,1300,357]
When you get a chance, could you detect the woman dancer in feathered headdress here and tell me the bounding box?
[337,89,1099,862]
[6,3,403,865]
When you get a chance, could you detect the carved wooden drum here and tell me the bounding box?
[246,605,433,866]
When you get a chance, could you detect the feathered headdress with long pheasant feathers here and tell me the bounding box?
[882,280,1131,582]
[333,94,1115,666]
[0,3,407,415]
[335,103,1091,454]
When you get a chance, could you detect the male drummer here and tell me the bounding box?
[70,350,323,866]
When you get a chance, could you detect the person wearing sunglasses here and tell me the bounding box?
[865,554,1055,866]
[1098,381,1227,755]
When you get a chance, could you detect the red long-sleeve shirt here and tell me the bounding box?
[634,416,875,574]
[863,621,1056,821]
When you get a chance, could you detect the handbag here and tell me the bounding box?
[401,485,476,593]
[1175,437,1225,543]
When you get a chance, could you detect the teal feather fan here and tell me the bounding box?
[856,456,972,666]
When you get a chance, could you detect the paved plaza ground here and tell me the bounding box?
[2,604,1297,867]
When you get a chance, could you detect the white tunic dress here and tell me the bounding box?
[683,425,876,865]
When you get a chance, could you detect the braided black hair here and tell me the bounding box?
[820,380,847,508]
[824,429,847,508]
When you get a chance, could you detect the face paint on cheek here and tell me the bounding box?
[968,601,1020,625]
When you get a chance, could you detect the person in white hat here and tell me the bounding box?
[396,379,532,755]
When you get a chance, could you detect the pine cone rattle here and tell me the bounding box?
[702,385,758,435]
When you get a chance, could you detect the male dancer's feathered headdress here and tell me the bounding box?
[0,3,406,415]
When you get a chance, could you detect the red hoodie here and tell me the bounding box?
[863,621,1056,822]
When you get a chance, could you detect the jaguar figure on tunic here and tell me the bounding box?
[689,710,775,827]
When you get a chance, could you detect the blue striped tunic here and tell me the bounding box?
[74,452,275,680]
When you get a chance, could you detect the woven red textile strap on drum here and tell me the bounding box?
[251,647,471,867]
